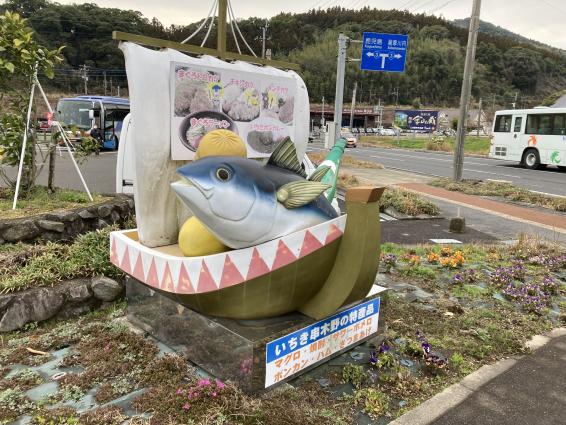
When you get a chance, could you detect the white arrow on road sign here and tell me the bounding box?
[393,54,402,59]
[366,52,375,57]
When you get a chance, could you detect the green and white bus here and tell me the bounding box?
[489,107,566,170]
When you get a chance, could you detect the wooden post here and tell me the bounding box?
[217,0,227,53]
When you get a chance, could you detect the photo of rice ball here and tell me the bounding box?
[244,117,289,154]
[222,85,260,122]
[262,87,294,125]
[174,78,216,117]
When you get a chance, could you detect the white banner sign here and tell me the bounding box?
[170,61,297,160]
[265,298,380,388]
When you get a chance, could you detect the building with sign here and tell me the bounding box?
[309,103,380,129]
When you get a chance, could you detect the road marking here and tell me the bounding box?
[463,168,521,178]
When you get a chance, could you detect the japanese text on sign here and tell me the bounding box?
[265,298,380,387]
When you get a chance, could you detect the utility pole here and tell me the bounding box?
[103,71,107,96]
[476,97,482,137]
[321,96,325,127]
[453,0,481,181]
[260,20,269,58]
[349,81,357,130]
[333,33,348,144]
[79,65,89,95]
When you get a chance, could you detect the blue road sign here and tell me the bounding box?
[360,32,408,73]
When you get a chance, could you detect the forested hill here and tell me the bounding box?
[2,0,566,108]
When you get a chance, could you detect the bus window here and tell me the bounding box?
[494,115,512,132]
[552,114,566,135]
[513,117,522,132]
[526,114,552,135]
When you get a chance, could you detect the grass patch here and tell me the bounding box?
[361,135,490,155]
[0,186,109,220]
[307,152,383,169]
[381,187,440,216]
[0,227,122,294]
[430,178,566,212]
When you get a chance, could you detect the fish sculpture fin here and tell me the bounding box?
[308,165,330,182]
[276,181,331,209]
[268,137,307,178]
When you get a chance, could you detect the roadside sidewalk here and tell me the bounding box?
[398,183,566,233]
[391,328,566,425]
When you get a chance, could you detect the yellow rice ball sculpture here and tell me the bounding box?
[178,130,247,256]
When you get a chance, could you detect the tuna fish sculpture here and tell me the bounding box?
[171,138,337,249]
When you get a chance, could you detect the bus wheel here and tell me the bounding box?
[523,149,541,170]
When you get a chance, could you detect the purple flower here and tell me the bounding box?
[369,351,378,365]
[176,388,184,395]
[182,403,191,411]
[379,342,390,353]
[452,273,464,284]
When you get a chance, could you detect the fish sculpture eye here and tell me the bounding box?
[215,167,232,182]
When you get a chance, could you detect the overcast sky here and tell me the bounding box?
[54,0,566,49]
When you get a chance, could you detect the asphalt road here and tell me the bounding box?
[308,143,566,196]
[2,150,119,194]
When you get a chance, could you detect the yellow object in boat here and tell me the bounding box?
[179,129,247,256]
[178,216,230,257]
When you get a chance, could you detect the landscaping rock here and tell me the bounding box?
[2,220,40,242]
[37,219,65,233]
[91,277,123,301]
[0,288,64,332]
[94,219,109,229]
[66,279,92,303]
[109,210,121,224]
[97,204,112,218]
[78,209,96,219]
[45,211,79,222]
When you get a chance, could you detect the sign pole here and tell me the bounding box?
[333,33,348,146]
[12,70,37,209]
[453,0,481,181]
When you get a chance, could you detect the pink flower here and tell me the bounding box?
[215,379,225,389]
[182,403,191,411]
[176,388,184,395]
[198,378,211,387]
[211,391,217,397]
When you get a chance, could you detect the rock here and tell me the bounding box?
[94,219,109,230]
[404,292,418,303]
[0,288,64,332]
[109,210,121,224]
[91,276,123,301]
[2,220,40,242]
[37,220,65,233]
[78,209,96,219]
[125,197,135,210]
[97,204,112,218]
[45,211,79,222]
[449,217,466,233]
[66,280,91,303]
[413,289,434,303]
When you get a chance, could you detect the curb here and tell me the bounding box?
[389,327,566,425]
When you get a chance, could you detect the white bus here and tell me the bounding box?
[489,107,566,170]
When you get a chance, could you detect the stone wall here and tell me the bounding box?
[0,276,124,332]
[0,195,135,244]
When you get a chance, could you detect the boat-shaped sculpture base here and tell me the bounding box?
[126,276,385,392]
[111,186,386,320]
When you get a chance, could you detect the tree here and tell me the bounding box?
[0,11,63,193]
